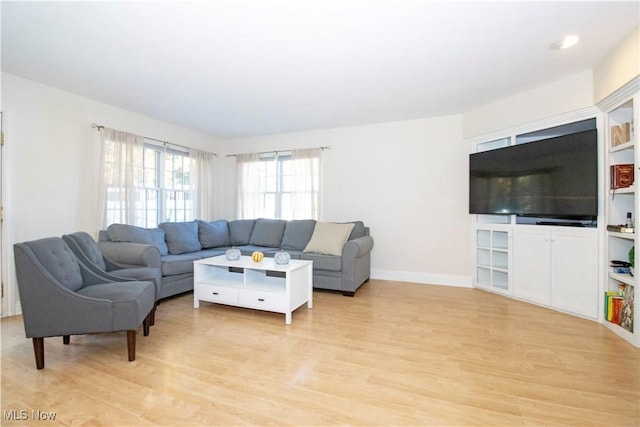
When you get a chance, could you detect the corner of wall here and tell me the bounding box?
[594,26,640,103]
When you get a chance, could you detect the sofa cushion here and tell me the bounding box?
[229,220,256,246]
[197,220,230,248]
[300,253,343,272]
[230,245,283,257]
[159,221,201,255]
[160,253,202,276]
[195,248,228,258]
[106,223,169,256]
[249,219,286,247]
[281,219,317,250]
[303,222,355,256]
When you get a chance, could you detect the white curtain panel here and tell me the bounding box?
[236,152,263,219]
[97,128,144,229]
[190,148,216,220]
[291,148,322,220]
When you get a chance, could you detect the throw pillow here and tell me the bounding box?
[105,223,169,255]
[197,220,230,248]
[159,221,201,255]
[303,222,355,256]
[249,219,287,247]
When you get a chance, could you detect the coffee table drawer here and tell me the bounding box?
[238,290,286,311]
[197,283,238,304]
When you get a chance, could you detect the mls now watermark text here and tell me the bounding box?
[3,409,57,421]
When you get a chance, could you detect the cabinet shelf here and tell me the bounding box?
[611,185,635,194]
[603,321,636,341]
[610,140,634,153]
[609,271,635,286]
[608,231,635,240]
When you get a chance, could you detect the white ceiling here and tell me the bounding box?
[2,1,639,138]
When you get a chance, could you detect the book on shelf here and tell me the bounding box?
[605,290,620,320]
[607,224,635,233]
[611,297,623,324]
[612,266,632,274]
[610,164,634,189]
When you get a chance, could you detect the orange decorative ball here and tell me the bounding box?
[252,251,264,262]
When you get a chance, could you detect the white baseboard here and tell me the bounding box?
[370,269,472,288]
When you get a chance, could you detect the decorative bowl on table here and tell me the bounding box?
[274,249,291,265]
[225,246,241,261]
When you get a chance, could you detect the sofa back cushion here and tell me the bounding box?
[281,220,317,250]
[197,220,230,248]
[249,219,287,247]
[159,221,202,255]
[106,223,169,256]
[229,220,256,246]
[348,221,367,240]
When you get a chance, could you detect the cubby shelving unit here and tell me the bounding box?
[475,225,511,294]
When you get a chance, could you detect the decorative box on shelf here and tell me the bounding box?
[610,122,632,147]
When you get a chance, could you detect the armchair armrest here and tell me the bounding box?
[98,242,161,269]
[342,235,374,259]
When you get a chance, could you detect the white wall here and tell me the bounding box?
[463,69,594,139]
[1,73,222,315]
[222,115,472,286]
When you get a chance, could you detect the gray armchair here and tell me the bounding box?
[13,237,155,369]
[63,231,162,324]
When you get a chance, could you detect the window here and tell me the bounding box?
[104,141,193,228]
[237,149,321,220]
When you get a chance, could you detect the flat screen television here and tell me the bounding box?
[469,129,598,221]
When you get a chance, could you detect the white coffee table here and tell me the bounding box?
[193,255,313,324]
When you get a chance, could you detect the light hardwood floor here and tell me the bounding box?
[2,280,639,426]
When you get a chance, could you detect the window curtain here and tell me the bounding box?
[190,148,216,220]
[290,148,322,219]
[96,128,145,229]
[236,152,263,219]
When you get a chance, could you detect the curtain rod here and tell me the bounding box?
[91,123,217,156]
[226,146,330,157]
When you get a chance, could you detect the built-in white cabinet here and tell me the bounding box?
[512,226,599,319]
[511,227,552,305]
[471,80,640,347]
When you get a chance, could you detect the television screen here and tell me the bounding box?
[469,129,598,219]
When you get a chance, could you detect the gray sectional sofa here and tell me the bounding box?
[98,219,374,299]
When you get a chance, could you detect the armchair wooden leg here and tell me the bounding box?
[63,335,70,344]
[150,303,157,326]
[32,337,45,369]
[143,312,151,337]
[127,330,136,361]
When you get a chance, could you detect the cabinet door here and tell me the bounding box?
[512,228,551,305]
[551,229,599,319]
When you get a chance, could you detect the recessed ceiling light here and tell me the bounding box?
[550,35,580,50]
